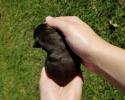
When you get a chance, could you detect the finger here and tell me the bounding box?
[55,16,83,24]
[40,67,59,93]
[40,67,47,82]
[68,76,83,91]
[70,76,83,88]
[64,76,83,100]
[40,67,60,99]
[46,16,72,37]
[40,67,59,88]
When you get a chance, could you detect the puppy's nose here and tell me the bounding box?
[33,41,42,48]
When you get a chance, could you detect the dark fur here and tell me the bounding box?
[33,24,81,86]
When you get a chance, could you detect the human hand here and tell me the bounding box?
[40,67,83,100]
[46,16,107,72]
[45,16,125,94]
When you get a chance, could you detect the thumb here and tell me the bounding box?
[46,16,70,37]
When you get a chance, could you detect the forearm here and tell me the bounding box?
[91,41,125,93]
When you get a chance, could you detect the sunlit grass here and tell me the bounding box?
[0,0,125,99]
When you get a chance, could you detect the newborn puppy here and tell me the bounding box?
[33,24,81,86]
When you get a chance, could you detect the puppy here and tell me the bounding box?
[33,24,81,86]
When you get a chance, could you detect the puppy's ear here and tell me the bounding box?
[33,41,42,48]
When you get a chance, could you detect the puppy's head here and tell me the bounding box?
[33,41,41,48]
[33,23,64,51]
[33,24,53,49]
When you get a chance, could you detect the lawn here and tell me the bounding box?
[0,0,125,100]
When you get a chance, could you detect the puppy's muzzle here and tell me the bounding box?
[33,41,41,48]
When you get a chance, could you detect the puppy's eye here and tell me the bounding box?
[33,41,42,48]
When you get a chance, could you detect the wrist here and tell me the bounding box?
[81,37,110,73]
[89,40,113,73]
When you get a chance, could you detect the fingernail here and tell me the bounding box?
[46,16,53,22]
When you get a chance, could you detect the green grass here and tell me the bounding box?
[0,0,125,99]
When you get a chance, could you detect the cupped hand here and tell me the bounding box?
[46,16,106,72]
[40,67,83,100]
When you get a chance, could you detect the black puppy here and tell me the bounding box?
[33,24,81,86]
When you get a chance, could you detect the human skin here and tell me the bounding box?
[40,67,83,100]
[40,16,125,100]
